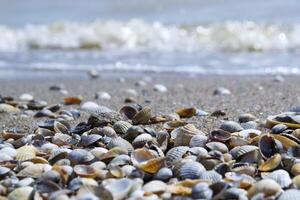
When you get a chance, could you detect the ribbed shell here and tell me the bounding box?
[263,169,292,188]
[132,133,153,148]
[107,137,134,153]
[189,135,208,148]
[81,134,102,147]
[278,189,300,200]
[16,145,37,161]
[113,121,132,135]
[199,170,222,183]
[166,146,189,167]
[173,124,204,146]
[178,161,205,180]
[230,145,258,159]
[132,106,152,125]
[206,142,228,153]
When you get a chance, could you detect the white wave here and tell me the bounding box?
[0,20,300,52]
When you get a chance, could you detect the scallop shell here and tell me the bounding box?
[16,145,37,161]
[247,179,282,199]
[173,124,204,146]
[166,146,189,167]
[231,164,256,176]
[263,169,292,188]
[178,161,205,180]
[113,121,132,135]
[259,153,282,172]
[132,133,153,148]
[132,106,152,125]
[175,107,197,118]
[74,165,97,178]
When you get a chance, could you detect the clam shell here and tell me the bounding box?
[17,164,51,178]
[1,130,26,140]
[119,105,139,119]
[103,178,133,200]
[106,137,134,153]
[175,107,197,118]
[247,179,282,199]
[259,153,282,172]
[291,163,300,176]
[199,170,222,183]
[292,175,300,189]
[48,148,69,165]
[132,106,152,125]
[132,133,153,148]
[53,121,69,134]
[52,133,72,146]
[231,164,256,176]
[173,124,204,146]
[189,135,208,148]
[16,145,37,161]
[7,186,34,200]
[74,165,97,178]
[272,124,288,134]
[67,149,95,165]
[259,134,281,159]
[178,161,205,180]
[220,121,243,133]
[238,113,257,123]
[230,145,258,159]
[108,154,131,167]
[122,125,144,141]
[272,134,299,149]
[99,147,128,161]
[210,129,231,142]
[263,169,292,188]
[101,126,118,138]
[191,183,213,200]
[206,142,228,153]
[113,121,132,135]
[138,157,165,174]
[143,180,167,194]
[278,189,300,200]
[163,120,188,132]
[81,134,102,147]
[166,146,189,167]
[153,167,173,181]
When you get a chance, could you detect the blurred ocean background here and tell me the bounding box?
[0,0,300,78]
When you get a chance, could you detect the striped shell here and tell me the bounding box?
[52,133,72,146]
[189,135,208,148]
[17,164,51,178]
[132,133,153,148]
[263,169,292,188]
[199,170,222,183]
[132,106,152,125]
[230,145,258,159]
[206,142,228,153]
[106,137,134,153]
[278,189,300,200]
[16,145,37,161]
[178,161,205,180]
[166,146,190,167]
[113,121,132,135]
[81,134,102,147]
[173,124,204,146]
[101,126,118,138]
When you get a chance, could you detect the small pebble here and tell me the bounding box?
[213,87,231,95]
[95,91,111,100]
[81,101,99,112]
[154,84,167,92]
[19,93,34,101]
[88,69,99,79]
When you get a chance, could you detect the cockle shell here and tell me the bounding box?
[16,145,37,161]
[172,124,204,146]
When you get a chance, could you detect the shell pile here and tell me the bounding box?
[1,93,300,200]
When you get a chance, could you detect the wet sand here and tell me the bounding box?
[1,74,299,133]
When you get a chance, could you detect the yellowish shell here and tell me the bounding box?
[167,185,192,195]
[258,154,281,172]
[138,157,165,174]
[291,163,300,176]
[175,107,197,118]
[271,134,299,149]
[16,145,37,161]
[17,164,50,178]
[266,115,300,129]
[132,106,152,125]
[292,175,300,189]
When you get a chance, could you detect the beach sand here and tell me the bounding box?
[1,74,299,133]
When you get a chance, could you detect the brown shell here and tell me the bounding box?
[175,107,197,118]
[132,106,152,125]
[64,96,83,105]
[258,153,282,172]
[1,130,26,140]
[74,165,97,178]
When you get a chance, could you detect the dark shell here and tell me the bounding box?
[210,129,231,142]
[220,121,243,133]
[259,134,282,159]
[81,134,102,147]
[67,149,95,165]
[238,113,257,123]
[272,124,288,134]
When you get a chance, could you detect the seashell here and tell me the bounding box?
[247,179,282,199]
[199,170,222,183]
[238,113,257,123]
[220,121,243,133]
[259,153,282,172]
[131,148,165,174]
[292,163,300,176]
[241,121,258,130]
[90,147,108,159]
[175,107,197,118]
[206,142,228,153]
[0,146,17,158]
[278,189,300,200]
[153,167,173,181]
[40,170,61,183]
[163,120,188,132]
[107,165,125,178]
[99,126,117,138]
[81,134,102,147]
[225,172,255,188]
[119,104,140,119]
[272,124,288,134]
[191,183,213,199]
[108,154,131,167]
[19,93,34,101]
[210,129,231,142]
[223,188,248,200]
[113,121,132,135]
[103,178,133,200]
[7,186,34,200]
[132,106,152,125]
[230,145,258,159]
[64,96,83,105]
[52,165,73,184]
[53,121,69,135]
[166,146,189,167]
[17,164,51,178]
[189,147,208,157]
[74,165,97,178]
[189,135,208,147]
[143,180,167,194]
[122,125,144,141]
[178,161,205,180]
[52,133,72,146]
[95,91,111,100]
[67,149,95,165]
[122,165,136,176]
[292,129,300,140]
[0,103,20,113]
[99,147,128,161]
[213,87,231,95]
[259,134,281,159]
[153,84,167,92]
[106,137,134,153]
[16,145,37,161]
[231,163,256,176]
[0,166,11,176]
[292,175,300,189]
[272,134,300,149]
[1,130,26,140]
[173,124,205,146]
[262,169,292,188]
[48,148,69,165]
[132,133,153,148]
[237,129,262,139]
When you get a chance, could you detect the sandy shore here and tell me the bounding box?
[1,74,299,133]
